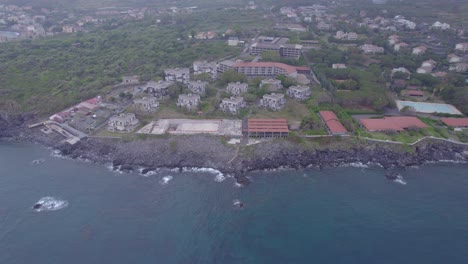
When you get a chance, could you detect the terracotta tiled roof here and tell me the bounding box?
[361,116,427,132]
[319,111,347,134]
[440,118,468,127]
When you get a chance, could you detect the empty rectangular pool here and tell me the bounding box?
[396,100,462,115]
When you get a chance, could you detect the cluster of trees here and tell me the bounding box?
[0,20,240,114]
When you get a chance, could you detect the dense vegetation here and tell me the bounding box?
[0,19,241,114]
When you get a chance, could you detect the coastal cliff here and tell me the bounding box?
[2,117,467,181]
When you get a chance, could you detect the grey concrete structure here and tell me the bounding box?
[107,113,139,133]
[260,93,286,111]
[261,79,283,91]
[220,97,246,114]
[226,82,248,96]
[193,61,217,79]
[164,68,190,84]
[187,80,208,95]
[134,97,159,112]
[177,94,201,110]
[143,80,174,98]
[287,85,311,100]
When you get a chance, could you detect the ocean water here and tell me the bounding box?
[1,141,468,264]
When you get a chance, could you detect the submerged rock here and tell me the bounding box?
[385,171,399,180]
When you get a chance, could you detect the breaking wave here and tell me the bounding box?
[32,197,68,212]
[394,175,407,185]
[159,175,173,185]
[182,167,226,182]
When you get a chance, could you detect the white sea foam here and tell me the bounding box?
[234,182,243,188]
[182,167,226,182]
[394,175,407,185]
[32,197,68,212]
[159,175,173,185]
[342,162,369,168]
[233,199,244,208]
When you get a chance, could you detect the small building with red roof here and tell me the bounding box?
[360,116,427,132]
[440,118,468,128]
[319,111,347,135]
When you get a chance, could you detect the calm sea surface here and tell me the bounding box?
[1,141,468,264]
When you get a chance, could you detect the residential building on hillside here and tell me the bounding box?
[260,93,286,111]
[448,54,461,63]
[187,80,208,95]
[332,63,347,69]
[144,80,174,98]
[122,75,140,84]
[220,97,246,114]
[335,31,358,40]
[177,93,201,110]
[449,63,468,72]
[394,42,409,52]
[359,44,384,54]
[226,82,248,95]
[164,68,190,84]
[233,62,310,77]
[455,43,468,52]
[412,46,427,55]
[193,61,217,79]
[250,37,303,59]
[217,60,236,73]
[391,67,411,79]
[107,113,139,133]
[133,97,159,112]
[287,85,311,100]
[260,79,283,91]
[228,37,239,46]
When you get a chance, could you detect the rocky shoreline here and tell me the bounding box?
[1,114,468,184]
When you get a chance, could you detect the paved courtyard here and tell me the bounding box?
[137,119,242,136]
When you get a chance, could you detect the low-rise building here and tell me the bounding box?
[448,54,461,63]
[391,67,411,79]
[122,75,140,84]
[360,116,427,132]
[164,68,190,84]
[359,44,384,54]
[144,80,174,98]
[177,93,201,110]
[108,113,139,133]
[216,60,236,73]
[250,37,303,59]
[220,97,246,114]
[260,79,283,91]
[260,93,286,111]
[228,37,239,46]
[335,31,358,40]
[133,97,159,112]
[244,118,289,137]
[332,63,347,69]
[387,34,399,46]
[394,42,409,52]
[319,111,347,135]
[449,63,468,73]
[193,61,217,79]
[455,43,468,52]
[233,62,309,78]
[187,80,208,95]
[317,21,331,30]
[287,85,311,100]
[412,46,427,55]
[432,21,450,30]
[226,82,248,95]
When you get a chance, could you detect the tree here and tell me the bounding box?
[218,70,248,85]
